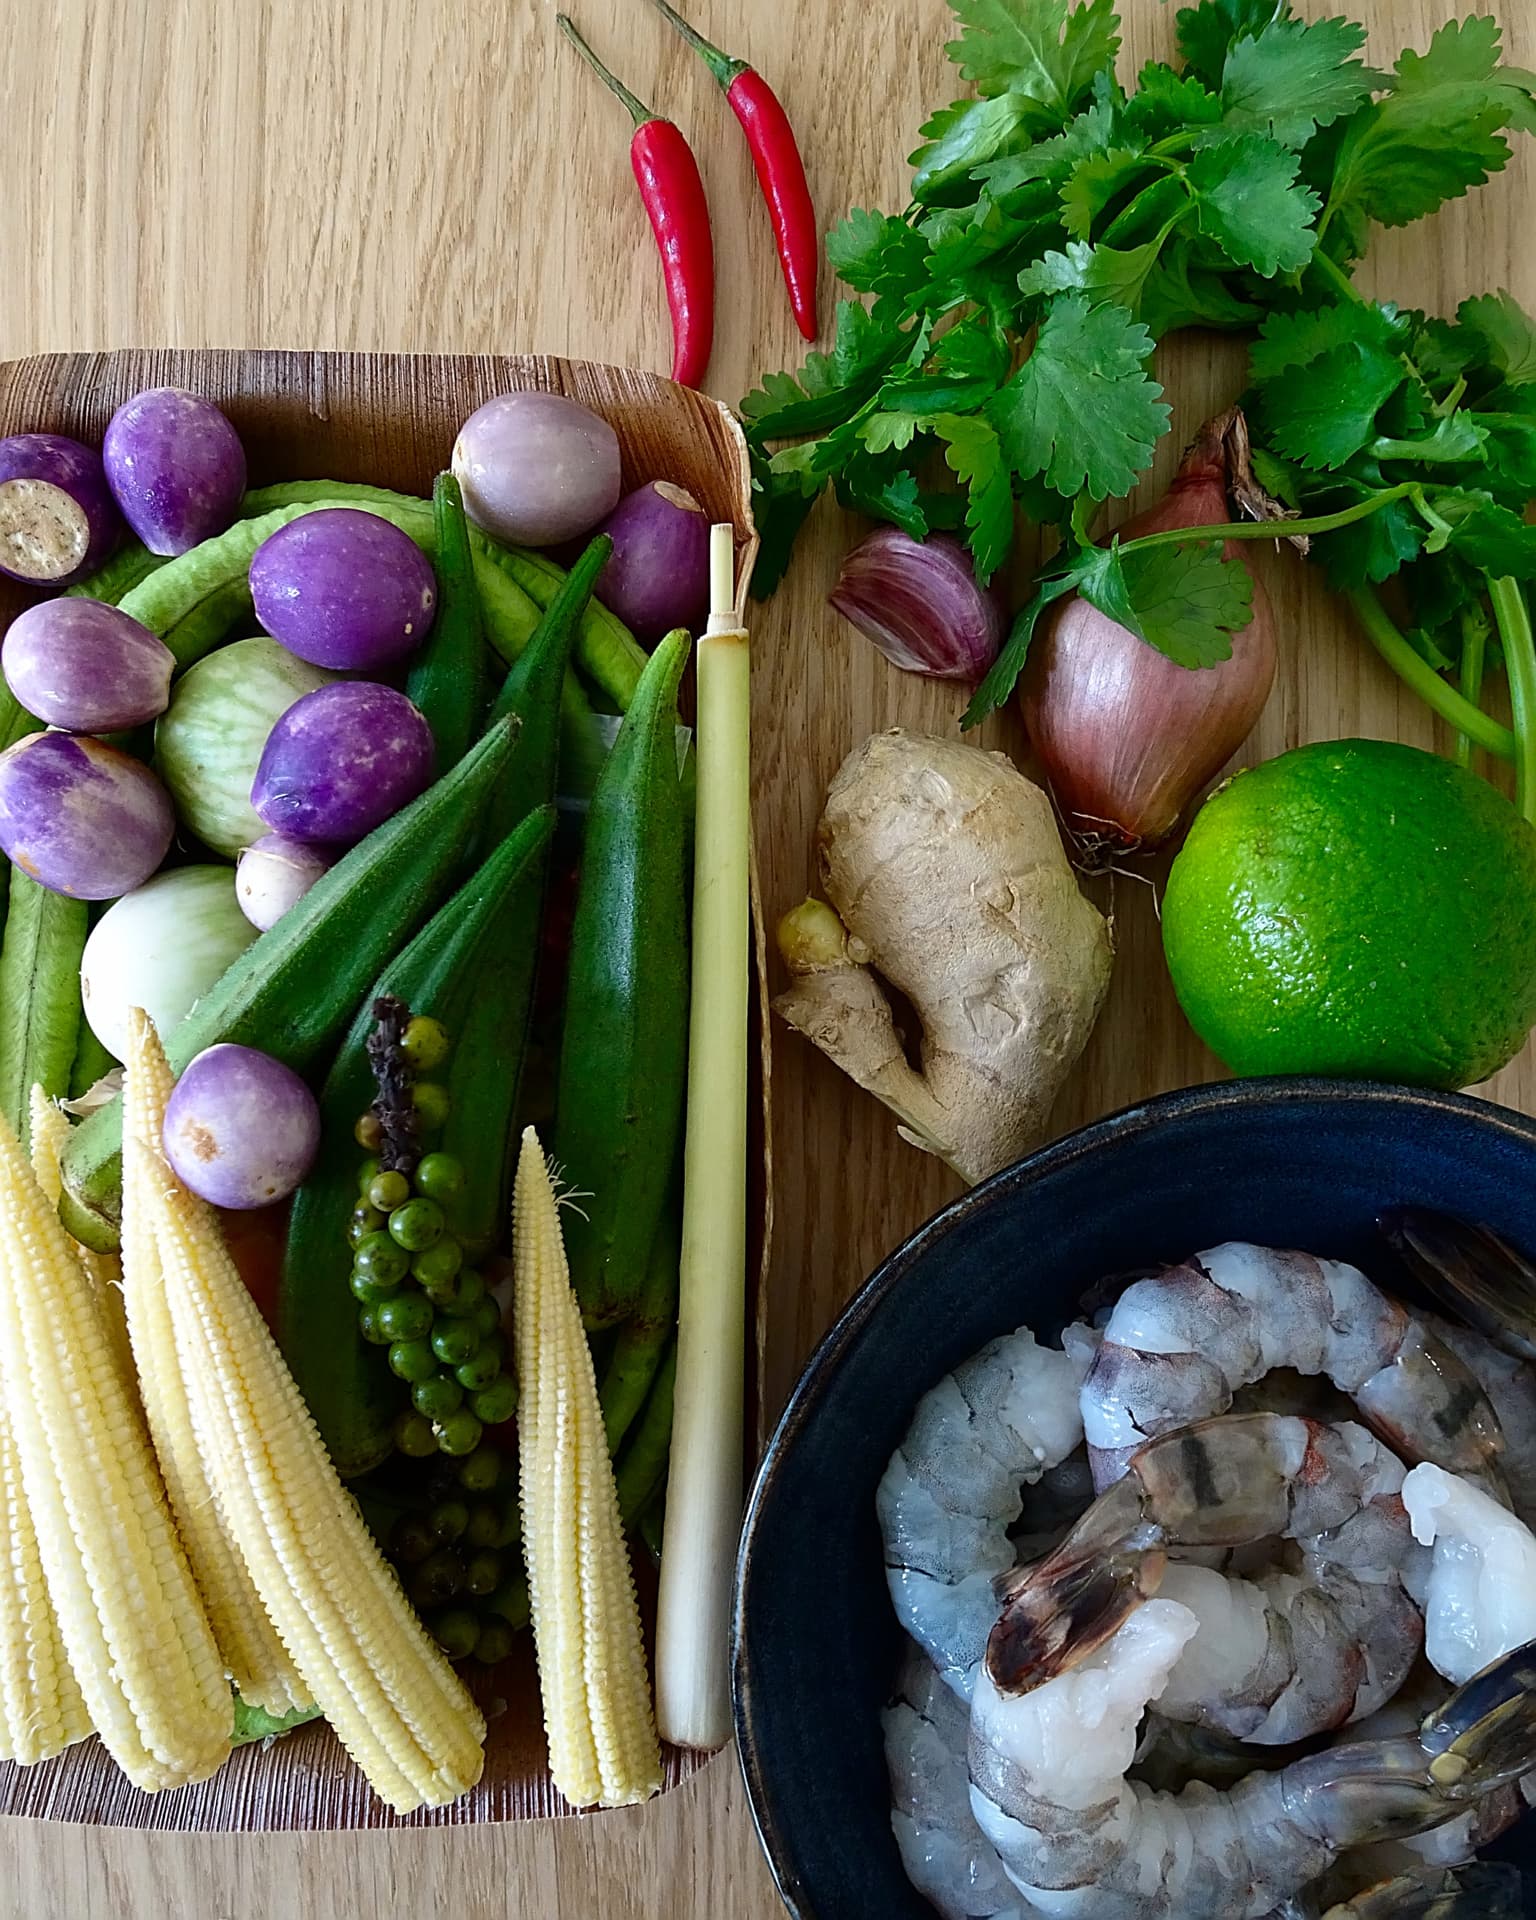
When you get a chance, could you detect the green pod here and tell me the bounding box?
[599,1203,680,1455]
[435,539,612,1254]
[554,630,691,1329]
[0,871,87,1149]
[406,474,489,769]
[59,718,521,1252]
[281,804,555,1477]
[615,1341,677,1530]
[66,540,167,606]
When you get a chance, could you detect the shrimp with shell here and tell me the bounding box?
[988,1412,1426,1746]
[1081,1244,1506,1496]
[878,1323,1098,1697]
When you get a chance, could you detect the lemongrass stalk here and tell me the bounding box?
[654,524,750,1750]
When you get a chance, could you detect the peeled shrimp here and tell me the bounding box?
[884,1646,1039,1920]
[989,1413,1425,1744]
[879,1324,1097,1696]
[1402,1464,1536,1685]
[1081,1245,1505,1494]
[967,1603,1536,1920]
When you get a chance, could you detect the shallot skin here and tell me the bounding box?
[1021,414,1277,857]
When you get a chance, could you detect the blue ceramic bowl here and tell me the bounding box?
[733,1078,1536,1919]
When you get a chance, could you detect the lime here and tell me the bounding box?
[1162,739,1536,1086]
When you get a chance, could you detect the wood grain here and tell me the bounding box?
[0,0,1532,1914]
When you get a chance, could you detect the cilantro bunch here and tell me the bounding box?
[1245,285,1536,819]
[742,0,1535,718]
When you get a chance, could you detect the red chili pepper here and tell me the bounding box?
[648,0,819,342]
[558,16,716,391]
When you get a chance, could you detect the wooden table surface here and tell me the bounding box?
[3,0,1534,1914]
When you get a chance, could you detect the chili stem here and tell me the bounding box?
[1348,585,1516,762]
[1456,609,1487,770]
[557,15,657,127]
[1490,576,1536,824]
[645,0,746,88]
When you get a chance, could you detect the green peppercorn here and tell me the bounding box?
[431,1319,479,1367]
[348,1202,385,1248]
[388,1338,438,1384]
[376,1291,434,1342]
[411,1551,464,1608]
[471,1376,519,1426]
[402,1015,450,1072]
[412,1236,463,1293]
[388,1196,445,1252]
[454,1345,500,1392]
[356,1156,382,1198]
[390,1515,434,1565]
[349,1269,385,1306]
[436,1409,483,1457]
[464,1501,502,1549]
[433,1607,480,1661]
[412,1374,464,1422]
[444,1266,486,1315]
[358,1306,388,1345]
[393,1409,439,1459]
[368,1169,411,1212]
[430,1499,470,1544]
[414,1151,466,1203]
[473,1619,515,1666]
[412,1081,451,1131]
[456,1449,501,1496]
[463,1550,501,1596]
[355,1230,410,1288]
[354,1110,384,1152]
[470,1294,500,1338]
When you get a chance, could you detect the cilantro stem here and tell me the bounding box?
[1308,248,1362,305]
[1489,576,1536,823]
[1113,486,1419,558]
[1455,608,1488,771]
[1348,585,1516,763]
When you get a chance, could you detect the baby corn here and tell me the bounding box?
[118,1041,311,1721]
[27,1089,132,1383]
[514,1127,662,1808]
[123,1011,485,1814]
[0,1106,231,1791]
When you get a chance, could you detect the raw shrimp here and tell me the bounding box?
[1423,1317,1536,1532]
[988,1414,1425,1745]
[879,1324,1097,1697]
[1402,1464,1536,1686]
[967,1602,1536,1920]
[1081,1245,1505,1495]
[1381,1209,1536,1364]
[1304,1863,1526,1917]
[884,1646,1039,1920]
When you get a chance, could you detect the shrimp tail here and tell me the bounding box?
[1382,1208,1536,1365]
[988,1542,1166,1690]
[1419,1638,1536,1797]
[1321,1863,1527,1918]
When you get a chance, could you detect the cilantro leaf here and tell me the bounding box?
[834,462,932,540]
[749,456,823,600]
[1320,17,1536,248]
[1077,537,1254,667]
[910,94,1058,206]
[1254,339,1407,468]
[1121,62,1223,141]
[858,411,924,455]
[1176,0,1291,90]
[1018,235,1169,313]
[1312,493,1425,588]
[1187,132,1321,277]
[963,567,1081,724]
[825,210,930,303]
[1138,243,1263,336]
[1248,299,1404,380]
[931,413,1017,579]
[1458,290,1536,386]
[740,301,906,441]
[879,317,1015,414]
[945,0,1122,112]
[1218,15,1384,149]
[1060,145,1154,237]
[987,293,1170,499]
[1437,492,1536,575]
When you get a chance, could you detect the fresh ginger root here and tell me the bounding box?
[774,731,1113,1185]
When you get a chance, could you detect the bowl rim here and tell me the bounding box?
[730,1074,1536,1919]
